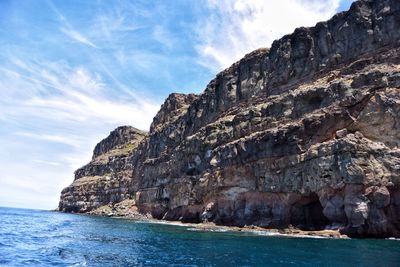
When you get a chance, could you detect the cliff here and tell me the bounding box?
[59,0,400,238]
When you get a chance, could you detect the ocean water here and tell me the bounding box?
[0,207,399,267]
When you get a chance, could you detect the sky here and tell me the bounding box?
[0,0,355,210]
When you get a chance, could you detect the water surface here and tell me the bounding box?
[0,207,399,266]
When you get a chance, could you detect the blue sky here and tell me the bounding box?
[0,0,354,209]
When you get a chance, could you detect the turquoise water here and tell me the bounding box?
[0,207,399,266]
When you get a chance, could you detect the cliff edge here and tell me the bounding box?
[59,0,400,238]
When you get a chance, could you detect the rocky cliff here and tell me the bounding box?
[59,0,400,238]
[59,126,146,212]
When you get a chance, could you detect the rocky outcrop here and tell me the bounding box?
[150,93,198,132]
[92,126,146,159]
[58,126,146,212]
[59,0,400,238]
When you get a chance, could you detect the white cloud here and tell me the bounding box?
[1,60,159,128]
[196,0,340,71]
[48,1,97,48]
[0,59,160,209]
[61,28,97,48]
[92,12,144,40]
[33,159,62,166]
[15,132,81,148]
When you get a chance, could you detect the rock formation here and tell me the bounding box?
[59,0,400,238]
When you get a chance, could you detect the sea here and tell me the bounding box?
[0,207,399,267]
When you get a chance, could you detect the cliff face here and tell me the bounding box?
[59,0,400,237]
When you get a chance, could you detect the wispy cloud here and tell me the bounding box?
[33,159,62,166]
[91,11,144,40]
[15,132,81,148]
[0,58,160,209]
[196,0,340,71]
[152,25,176,50]
[60,28,97,48]
[1,59,159,127]
[48,0,97,48]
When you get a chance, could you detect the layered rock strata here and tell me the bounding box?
[59,0,400,238]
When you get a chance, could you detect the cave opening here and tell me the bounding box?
[290,193,330,231]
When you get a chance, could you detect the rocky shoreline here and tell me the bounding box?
[81,199,346,238]
[85,205,347,239]
[146,220,347,239]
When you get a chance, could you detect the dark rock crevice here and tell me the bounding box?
[290,193,330,231]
